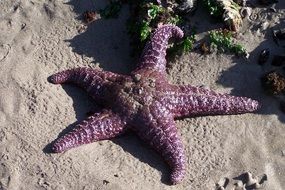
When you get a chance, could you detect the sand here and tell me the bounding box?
[0,0,284,189]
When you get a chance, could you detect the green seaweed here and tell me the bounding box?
[209,30,247,56]
[126,1,194,57]
[147,3,163,19]
[168,31,196,57]
[139,21,152,41]
[203,0,224,18]
[179,36,195,53]
[167,15,182,25]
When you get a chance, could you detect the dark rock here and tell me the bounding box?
[258,49,270,65]
[103,180,110,185]
[273,28,285,43]
[176,0,197,15]
[83,11,97,24]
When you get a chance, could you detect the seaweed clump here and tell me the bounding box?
[127,1,195,57]
[203,0,242,31]
[261,72,285,95]
[95,1,196,58]
[209,29,247,57]
[203,0,224,18]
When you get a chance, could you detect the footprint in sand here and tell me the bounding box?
[0,163,11,190]
[215,171,267,190]
[0,44,11,62]
[0,90,21,118]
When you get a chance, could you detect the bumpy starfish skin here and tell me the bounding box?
[49,25,259,184]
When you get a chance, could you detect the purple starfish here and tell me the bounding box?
[49,25,259,184]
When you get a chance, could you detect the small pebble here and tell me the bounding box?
[240,7,252,19]
[176,0,198,15]
[103,180,110,185]
[21,23,26,30]
[258,49,270,65]
[245,172,257,186]
[262,21,270,31]
[216,177,229,190]
[200,42,210,54]
[83,11,97,24]
[259,174,268,184]
[133,74,141,82]
[269,7,277,12]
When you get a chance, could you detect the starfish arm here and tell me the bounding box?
[49,67,125,98]
[134,25,184,76]
[164,86,260,118]
[132,101,186,184]
[52,111,126,153]
[171,84,220,96]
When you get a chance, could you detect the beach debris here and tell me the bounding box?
[258,0,279,6]
[167,33,196,57]
[240,7,252,19]
[222,1,242,31]
[203,0,243,31]
[176,0,198,15]
[200,41,211,54]
[271,55,285,66]
[77,24,87,33]
[83,11,97,24]
[232,172,267,189]
[261,71,285,95]
[103,180,110,185]
[84,0,124,22]
[209,29,248,57]
[215,172,268,190]
[258,49,270,65]
[269,6,277,12]
[215,177,229,190]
